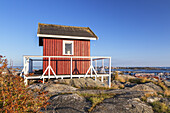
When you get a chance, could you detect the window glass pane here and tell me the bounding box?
[65,43,72,54]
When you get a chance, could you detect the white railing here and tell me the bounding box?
[20,56,111,87]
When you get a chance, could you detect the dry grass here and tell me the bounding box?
[114,72,119,80]
[139,81,170,113]
[164,89,170,97]
[141,93,158,102]
[113,71,150,84]
[140,77,150,83]
[157,80,167,90]
[77,92,115,112]
[151,80,170,97]
[82,86,110,90]
[113,72,170,97]
[113,73,126,83]
[111,85,119,89]
[118,77,126,83]
[119,84,125,89]
[111,84,125,89]
[129,77,150,84]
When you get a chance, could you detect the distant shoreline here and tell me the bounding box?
[10,66,170,71]
[114,67,170,71]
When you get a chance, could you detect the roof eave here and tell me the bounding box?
[87,27,99,40]
[37,34,97,40]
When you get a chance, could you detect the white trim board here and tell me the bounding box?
[37,34,97,40]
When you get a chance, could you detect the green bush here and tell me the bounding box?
[150,101,170,113]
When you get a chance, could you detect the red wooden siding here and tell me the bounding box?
[43,38,90,75]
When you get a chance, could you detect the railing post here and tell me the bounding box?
[95,60,97,71]
[108,57,111,88]
[102,59,104,69]
[23,56,26,75]
[25,57,29,75]
[48,57,50,79]
[100,59,105,73]
[70,57,72,79]
[101,76,103,82]
[27,58,29,74]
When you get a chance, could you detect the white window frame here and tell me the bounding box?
[63,40,74,55]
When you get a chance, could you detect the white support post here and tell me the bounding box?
[85,66,91,77]
[92,66,98,76]
[100,59,106,73]
[25,57,29,75]
[41,58,57,80]
[29,59,31,73]
[108,58,111,88]
[48,57,50,79]
[101,76,103,82]
[23,57,25,74]
[25,57,27,74]
[95,60,97,71]
[41,66,49,78]
[102,59,104,69]
[20,69,24,77]
[91,57,92,77]
[31,59,33,73]
[85,57,98,79]
[27,58,29,74]
[70,57,72,79]
[50,68,57,78]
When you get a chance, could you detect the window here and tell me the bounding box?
[63,41,74,55]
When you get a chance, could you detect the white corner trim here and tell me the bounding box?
[63,40,74,55]
[37,34,97,40]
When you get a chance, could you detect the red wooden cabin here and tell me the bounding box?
[37,23,98,75]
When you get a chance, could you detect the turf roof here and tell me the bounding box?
[37,23,98,40]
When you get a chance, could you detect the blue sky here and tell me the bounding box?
[0,0,170,67]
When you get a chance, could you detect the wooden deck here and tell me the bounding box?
[26,73,110,79]
[20,55,111,87]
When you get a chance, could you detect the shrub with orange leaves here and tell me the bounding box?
[0,55,7,74]
[0,55,49,112]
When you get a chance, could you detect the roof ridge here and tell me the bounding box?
[38,23,89,29]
